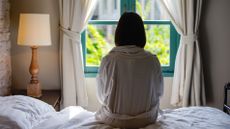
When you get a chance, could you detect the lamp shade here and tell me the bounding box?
[17,13,51,46]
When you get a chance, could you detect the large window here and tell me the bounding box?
[82,0,179,77]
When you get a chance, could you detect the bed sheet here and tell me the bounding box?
[34,106,230,129]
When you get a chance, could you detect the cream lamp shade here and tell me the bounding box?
[17,13,51,46]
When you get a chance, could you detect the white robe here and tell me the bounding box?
[95,45,163,128]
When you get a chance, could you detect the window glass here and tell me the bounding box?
[83,0,179,76]
[86,24,116,66]
[136,0,169,20]
[144,24,170,66]
[91,0,121,20]
[86,24,170,67]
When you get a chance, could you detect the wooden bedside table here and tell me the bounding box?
[12,90,61,111]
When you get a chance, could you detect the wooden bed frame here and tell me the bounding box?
[223,82,230,114]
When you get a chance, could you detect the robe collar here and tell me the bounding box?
[110,45,151,58]
[111,45,143,54]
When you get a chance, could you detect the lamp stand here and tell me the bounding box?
[27,46,42,98]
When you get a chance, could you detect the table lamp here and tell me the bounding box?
[17,13,51,98]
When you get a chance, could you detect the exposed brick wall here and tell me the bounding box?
[0,0,11,96]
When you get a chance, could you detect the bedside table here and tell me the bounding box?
[12,90,61,111]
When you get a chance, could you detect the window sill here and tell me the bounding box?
[84,71,174,78]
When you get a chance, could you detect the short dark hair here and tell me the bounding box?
[115,12,146,48]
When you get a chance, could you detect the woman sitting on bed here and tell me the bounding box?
[95,12,164,128]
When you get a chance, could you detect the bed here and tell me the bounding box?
[1,95,230,129]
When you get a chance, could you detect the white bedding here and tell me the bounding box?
[1,95,230,129]
[34,106,230,129]
[0,95,55,129]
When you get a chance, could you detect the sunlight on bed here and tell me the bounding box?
[67,106,85,120]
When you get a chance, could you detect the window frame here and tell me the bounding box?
[82,0,180,77]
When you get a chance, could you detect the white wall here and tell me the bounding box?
[85,77,174,111]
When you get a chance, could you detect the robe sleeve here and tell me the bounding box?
[96,56,114,105]
[155,56,164,97]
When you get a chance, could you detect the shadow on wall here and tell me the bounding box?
[199,0,230,109]
[199,0,213,105]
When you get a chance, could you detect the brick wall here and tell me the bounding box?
[0,0,11,95]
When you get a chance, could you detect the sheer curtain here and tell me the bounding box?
[159,0,206,106]
[59,0,97,107]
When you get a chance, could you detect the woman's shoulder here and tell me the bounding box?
[104,48,159,61]
[143,50,156,57]
[104,50,123,60]
[100,52,118,65]
[143,50,160,60]
[103,52,117,60]
[143,50,161,67]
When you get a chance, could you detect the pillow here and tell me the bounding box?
[0,95,55,129]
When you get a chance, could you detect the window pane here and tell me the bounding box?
[91,0,120,20]
[144,24,170,66]
[86,24,170,67]
[86,24,116,66]
[136,0,169,20]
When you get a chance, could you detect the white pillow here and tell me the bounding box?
[0,95,55,129]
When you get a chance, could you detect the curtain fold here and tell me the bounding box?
[59,0,97,107]
[159,0,206,107]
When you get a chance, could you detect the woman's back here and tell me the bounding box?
[96,45,163,128]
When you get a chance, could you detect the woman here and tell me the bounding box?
[95,12,163,128]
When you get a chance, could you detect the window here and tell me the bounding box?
[82,0,180,77]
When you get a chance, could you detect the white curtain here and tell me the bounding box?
[59,0,97,107]
[159,0,206,107]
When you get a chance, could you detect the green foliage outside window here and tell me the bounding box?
[86,0,170,66]
[86,25,114,66]
[144,25,170,66]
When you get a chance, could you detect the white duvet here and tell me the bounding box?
[1,95,230,129]
[35,107,230,129]
[0,95,55,129]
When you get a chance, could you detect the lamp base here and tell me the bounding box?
[27,83,42,98]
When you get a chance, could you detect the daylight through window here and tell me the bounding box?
[82,0,179,77]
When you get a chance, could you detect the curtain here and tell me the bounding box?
[59,0,97,107]
[159,0,206,107]
[0,0,11,96]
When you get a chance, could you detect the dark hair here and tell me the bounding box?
[115,12,146,48]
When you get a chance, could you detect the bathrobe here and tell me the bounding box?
[96,45,163,128]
